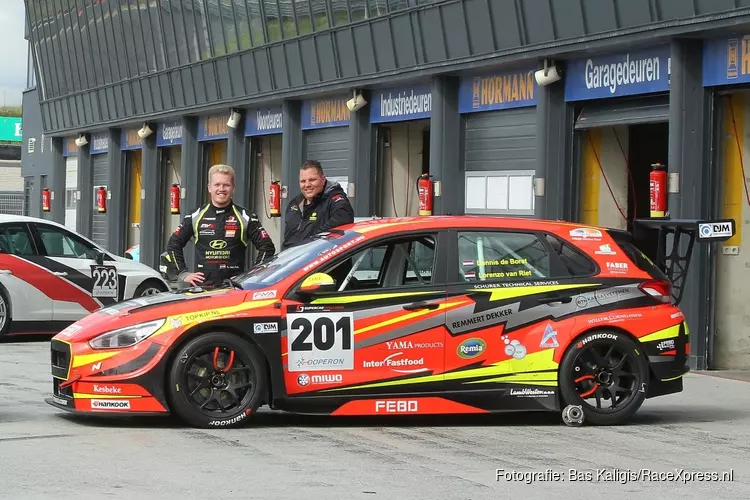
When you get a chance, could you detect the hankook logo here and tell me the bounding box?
[209,240,227,249]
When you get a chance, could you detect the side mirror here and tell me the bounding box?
[299,273,337,295]
[95,251,105,266]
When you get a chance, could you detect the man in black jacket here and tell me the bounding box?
[282,160,355,249]
[167,164,275,288]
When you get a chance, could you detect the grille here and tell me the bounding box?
[50,339,71,380]
[52,378,73,398]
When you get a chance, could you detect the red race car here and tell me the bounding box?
[45,215,734,427]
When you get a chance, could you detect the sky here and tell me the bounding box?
[0,0,28,107]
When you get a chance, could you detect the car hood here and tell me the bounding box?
[54,287,252,343]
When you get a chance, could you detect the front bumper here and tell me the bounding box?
[47,339,171,417]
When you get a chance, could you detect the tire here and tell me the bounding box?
[558,329,650,426]
[166,332,267,428]
[0,287,10,339]
[135,279,169,297]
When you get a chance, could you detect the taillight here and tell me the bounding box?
[639,279,672,303]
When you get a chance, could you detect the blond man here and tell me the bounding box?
[167,164,275,288]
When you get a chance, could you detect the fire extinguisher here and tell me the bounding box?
[96,186,107,214]
[417,174,433,216]
[41,188,51,212]
[269,181,281,217]
[170,184,181,214]
[649,162,667,218]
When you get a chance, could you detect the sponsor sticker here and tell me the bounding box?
[253,322,278,333]
[501,335,527,359]
[594,244,616,255]
[577,332,618,348]
[656,339,676,351]
[91,399,130,410]
[385,340,443,349]
[362,352,427,374]
[52,396,68,406]
[569,228,602,240]
[606,262,629,274]
[457,338,486,359]
[209,409,251,426]
[58,324,82,337]
[539,323,559,348]
[509,388,554,398]
[252,290,277,300]
[92,384,122,394]
[297,373,343,386]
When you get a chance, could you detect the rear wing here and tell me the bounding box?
[628,218,736,305]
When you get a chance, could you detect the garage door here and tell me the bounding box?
[303,127,349,190]
[91,153,109,248]
[463,107,537,216]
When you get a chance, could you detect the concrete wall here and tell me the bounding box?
[579,126,630,230]
[377,120,429,218]
[0,161,23,191]
[714,92,750,370]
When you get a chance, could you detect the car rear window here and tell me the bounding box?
[607,231,668,280]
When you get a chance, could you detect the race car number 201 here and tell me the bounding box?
[286,312,354,372]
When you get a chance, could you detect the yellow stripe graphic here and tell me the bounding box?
[479,283,600,302]
[324,348,559,392]
[72,352,119,369]
[73,393,143,399]
[151,299,278,338]
[354,299,468,336]
[639,324,680,343]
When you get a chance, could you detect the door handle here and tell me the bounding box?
[537,295,572,304]
[52,271,68,277]
[403,301,439,311]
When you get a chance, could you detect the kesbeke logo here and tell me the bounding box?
[93,384,122,394]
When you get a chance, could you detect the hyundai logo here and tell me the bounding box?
[209,240,227,249]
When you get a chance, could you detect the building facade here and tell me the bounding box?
[20,0,750,370]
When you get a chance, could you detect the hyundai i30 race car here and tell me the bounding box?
[45,215,734,427]
[0,215,170,338]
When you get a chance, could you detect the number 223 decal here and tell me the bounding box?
[286,312,354,372]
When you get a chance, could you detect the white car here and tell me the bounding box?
[0,214,170,338]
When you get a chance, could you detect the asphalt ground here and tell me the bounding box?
[1,336,749,500]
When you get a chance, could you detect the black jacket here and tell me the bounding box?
[167,201,275,287]
[282,181,354,249]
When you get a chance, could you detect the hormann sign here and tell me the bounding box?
[369,84,432,123]
[301,95,350,130]
[703,35,750,86]
[458,65,537,113]
[564,46,671,101]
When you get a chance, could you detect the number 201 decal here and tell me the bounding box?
[286,312,354,372]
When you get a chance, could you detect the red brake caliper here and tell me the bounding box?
[575,374,599,398]
[212,347,235,373]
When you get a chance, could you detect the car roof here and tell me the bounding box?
[0,214,72,229]
[344,215,613,235]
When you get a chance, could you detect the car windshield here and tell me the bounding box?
[233,230,364,290]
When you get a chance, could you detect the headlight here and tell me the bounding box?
[88,319,166,350]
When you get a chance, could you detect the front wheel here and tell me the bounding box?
[558,330,650,426]
[167,332,267,428]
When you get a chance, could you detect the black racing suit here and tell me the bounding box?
[282,180,355,250]
[167,201,275,288]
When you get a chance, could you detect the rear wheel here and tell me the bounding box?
[559,330,649,425]
[167,332,267,428]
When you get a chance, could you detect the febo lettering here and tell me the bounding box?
[375,400,419,413]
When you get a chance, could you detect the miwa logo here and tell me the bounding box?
[209,240,227,249]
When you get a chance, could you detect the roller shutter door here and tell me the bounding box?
[303,127,349,189]
[91,154,109,248]
[463,107,537,215]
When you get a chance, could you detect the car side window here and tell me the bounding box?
[36,225,98,260]
[544,233,597,276]
[321,235,437,292]
[457,231,550,282]
[0,224,36,256]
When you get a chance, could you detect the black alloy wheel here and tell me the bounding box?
[167,332,267,428]
[559,330,650,425]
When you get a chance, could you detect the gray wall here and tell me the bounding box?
[21,88,56,219]
[26,0,750,136]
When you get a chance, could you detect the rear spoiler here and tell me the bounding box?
[627,218,736,305]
